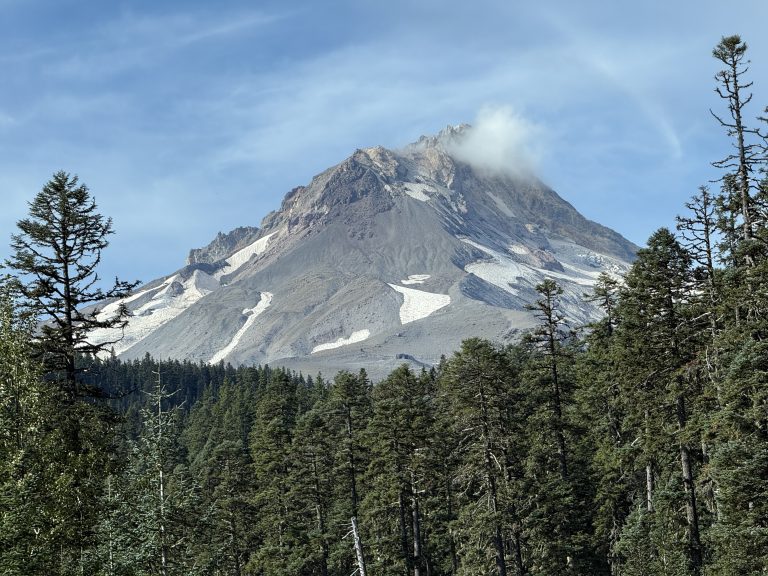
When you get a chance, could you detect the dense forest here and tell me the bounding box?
[2,35,768,575]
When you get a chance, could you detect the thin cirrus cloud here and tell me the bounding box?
[107,8,285,49]
[206,39,565,171]
[46,8,285,80]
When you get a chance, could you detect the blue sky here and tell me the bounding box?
[1,0,767,284]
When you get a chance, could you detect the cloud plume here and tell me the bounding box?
[447,106,544,178]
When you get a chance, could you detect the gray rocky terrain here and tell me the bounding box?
[88,125,636,380]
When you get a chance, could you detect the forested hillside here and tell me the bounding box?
[1,35,768,575]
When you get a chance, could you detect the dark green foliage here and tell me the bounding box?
[0,284,52,574]
[437,338,523,576]
[362,365,434,575]
[247,368,300,574]
[6,171,137,396]
[2,172,135,574]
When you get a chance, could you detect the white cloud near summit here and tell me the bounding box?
[447,106,545,178]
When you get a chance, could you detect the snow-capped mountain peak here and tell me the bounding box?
[89,127,635,378]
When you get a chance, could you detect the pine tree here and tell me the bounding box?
[326,370,372,576]
[247,368,299,574]
[4,172,137,571]
[108,370,197,575]
[525,280,572,479]
[711,35,764,246]
[438,338,524,576]
[521,280,597,574]
[702,36,768,572]
[179,374,260,575]
[288,406,336,576]
[677,186,720,313]
[362,365,434,576]
[611,229,706,575]
[6,171,137,397]
[577,274,628,575]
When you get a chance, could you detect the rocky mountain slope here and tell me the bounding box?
[88,126,635,379]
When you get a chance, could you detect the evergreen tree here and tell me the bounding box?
[362,365,434,576]
[0,283,53,574]
[6,171,137,396]
[525,280,572,478]
[438,338,524,576]
[711,35,764,245]
[247,368,299,574]
[521,281,596,574]
[4,172,137,571]
[612,229,706,575]
[287,406,336,576]
[577,274,628,575]
[677,186,720,315]
[105,371,197,575]
[326,370,372,576]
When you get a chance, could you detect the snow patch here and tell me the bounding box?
[95,284,158,321]
[401,274,431,285]
[461,238,603,293]
[88,270,219,356]
[388,284,450,324]
[210,292,273,364]
[311,329,371,354]
[465,262,523,296]
[403,182,431,202]
[215,231,276,279]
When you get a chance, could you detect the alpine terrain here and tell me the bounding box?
[89,125,636,377]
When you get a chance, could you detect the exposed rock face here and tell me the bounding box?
[89,126,636,379]
[186,226,261,265]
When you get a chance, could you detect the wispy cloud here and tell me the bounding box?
[48,7,287,79]
[538,8,685,159]
[0,111,15,127]
[107,8,285,49]
[171,12,282,46]
[446,106,545,178]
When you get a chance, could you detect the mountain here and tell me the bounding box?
[88,125,636,379]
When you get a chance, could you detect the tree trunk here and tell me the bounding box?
[351,516,367,576]
[480,385,507,576]
[546,317,568,479]
[411,471,423,576]
[731,57,753,243]
[677,395,702,574]
[645,410,654,513]
[511,522,525,576]
[311,456,329,576]
[398,489,413,573]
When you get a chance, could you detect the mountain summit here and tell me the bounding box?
[89,126,635,377]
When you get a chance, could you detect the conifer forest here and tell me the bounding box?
[2,36,768,575]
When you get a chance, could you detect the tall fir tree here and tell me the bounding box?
[247,368,300,574]
[521,280,597,575]
[612,228,706,575]
[6,171,137,397]
[361,365,434,576]
[326,370,373,576]
[437,338,524,576]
